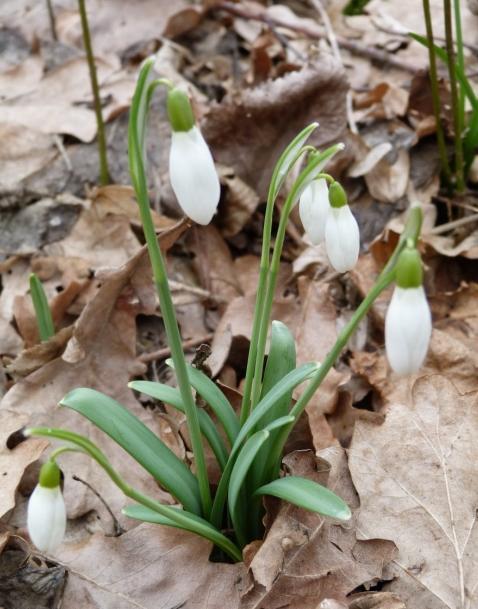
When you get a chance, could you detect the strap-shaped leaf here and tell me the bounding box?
[60,387,202,515]
[129,380,228,470]
[122,504,242,562]
[254,476,351,521]
[210,361,318,528]
[228,416,294,547]
[166,359,239,445]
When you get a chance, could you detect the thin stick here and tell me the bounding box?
[444,0,464,191]
[72,475,126,536]
[139,333,214,363]
[78,0,110,185]
[422,0,452,185]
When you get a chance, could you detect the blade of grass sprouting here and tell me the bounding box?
[29,273,55,342]
[166,359,239,445]
[60,387,202,515]
[129,380,228,470]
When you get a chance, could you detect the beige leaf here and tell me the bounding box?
[0,410,48,519]
[57,523,246,609]
[349,375,478,609]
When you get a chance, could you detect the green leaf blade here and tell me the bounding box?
[61,387,202,515]
[129,380,228,470]
[255,476,351,521]
[29,273,55,342]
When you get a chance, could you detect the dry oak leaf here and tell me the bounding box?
[57,523,246,609]
[242,447,397,609]
[348,375,478,609]
[0,410,48,519]
[203,55,347,199]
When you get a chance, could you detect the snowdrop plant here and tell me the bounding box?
[26,57,430,562]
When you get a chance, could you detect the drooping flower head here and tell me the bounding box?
[385,245,432,375]
[325,182,360,272]
[167,88,220,225]
[27,460,66,554]
[299,178,329,245]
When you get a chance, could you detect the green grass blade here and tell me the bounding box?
[122,504,242,562]
[166,359,239,445]
[228,416,294,547]
[129,380,228,470]
[464,108,478,170]
[29,273,55,342]
[254,476,351,521]
[60,387,202,515]
[210,362,318,528]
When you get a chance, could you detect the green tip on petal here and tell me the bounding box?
[395,247,423,288]
[167,88,195,132]
[328,181,348,208]
[39,460,61,489]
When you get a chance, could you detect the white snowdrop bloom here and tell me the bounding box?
[27,461,66,554]
[299,178,329,244]
[325,205,360,272]
[385,245,432,375]
[169,126,220,225]
[167,87,220,225]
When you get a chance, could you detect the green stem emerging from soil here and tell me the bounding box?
[422,0,452,187]
[78,0,110,185]
[444,0,465,191]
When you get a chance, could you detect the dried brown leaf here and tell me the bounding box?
[349,375,478,609]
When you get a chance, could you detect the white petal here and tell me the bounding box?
[27,485,66,553]
[299,179,329,244]
[385,286,432,375]
[325,205,360,272]
[169,126,220,225]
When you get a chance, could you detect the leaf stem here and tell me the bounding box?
[78,0,110,185]
[128,61,211,516]
[422,0,452,186]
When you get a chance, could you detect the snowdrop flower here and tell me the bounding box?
[385,246,432,375]
[167,88,220,225]
[27,460,66,554]
[325,182,360,272]
[299,178,329,244]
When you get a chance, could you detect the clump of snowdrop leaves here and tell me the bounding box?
[27,460,66,554]
[385,244,432,375]
[167,87,220,225]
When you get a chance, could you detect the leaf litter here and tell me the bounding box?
[0,0,477,608]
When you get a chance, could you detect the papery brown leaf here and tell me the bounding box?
[349,375,478,609]
[0,410,48,519]
[203,55,347,199]
[56,523,246,609]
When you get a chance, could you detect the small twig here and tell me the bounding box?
[214,1,421,74]
[309,0,358,134]
[429,212,478,234]
[72,475,126,536]
[77,0,110,185]
[45,0,58,40]
[139,333,214,363]
[53,135,72,172]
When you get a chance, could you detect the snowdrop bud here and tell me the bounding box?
[299,178,329,244]
[324,183,359,272]
[27,460,66,554]
[167,88,220,225]
[385,247,432,375]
